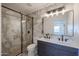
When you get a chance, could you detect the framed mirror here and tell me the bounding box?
[42,10,74,36]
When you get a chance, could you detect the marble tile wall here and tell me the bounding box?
[1,7,33,56]
[22,15,32,52]
[33,17,43,44]
[2,7,21,56]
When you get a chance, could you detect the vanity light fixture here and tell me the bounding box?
[41,6,71,18]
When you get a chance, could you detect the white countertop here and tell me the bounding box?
[38,38,79,49]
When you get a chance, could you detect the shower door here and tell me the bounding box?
[2,7,21,56]
[2,7,33,56]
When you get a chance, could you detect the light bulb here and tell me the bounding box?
[56,11,59,16]
[62,9,65,15]
[49,12,54,17]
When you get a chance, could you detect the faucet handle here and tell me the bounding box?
[65,39,68,42]
[58,38,60,41]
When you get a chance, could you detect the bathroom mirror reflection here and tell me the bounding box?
[42,10,74,36]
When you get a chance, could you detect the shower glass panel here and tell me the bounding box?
[22,15,27,52]
[22,15,33,53]
[2,7,21,56]
[26,17,33,46]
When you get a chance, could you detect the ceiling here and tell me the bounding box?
[2,3,54,15]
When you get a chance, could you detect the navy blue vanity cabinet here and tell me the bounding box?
[37,40,79,56]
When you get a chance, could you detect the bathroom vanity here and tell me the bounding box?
[37,9,78,56]
[37,38,79,56]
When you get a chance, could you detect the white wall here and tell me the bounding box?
[72,4,79,46]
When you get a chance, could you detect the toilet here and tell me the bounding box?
[27,44,37,56]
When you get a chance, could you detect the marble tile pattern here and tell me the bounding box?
[33,17,43,44]
[22,15,32,52]
[1,8,32,56]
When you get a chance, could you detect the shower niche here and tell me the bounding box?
[42,10,74,36]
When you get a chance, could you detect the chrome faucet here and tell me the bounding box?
[58,35,68,42]
[58,35,64,41]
